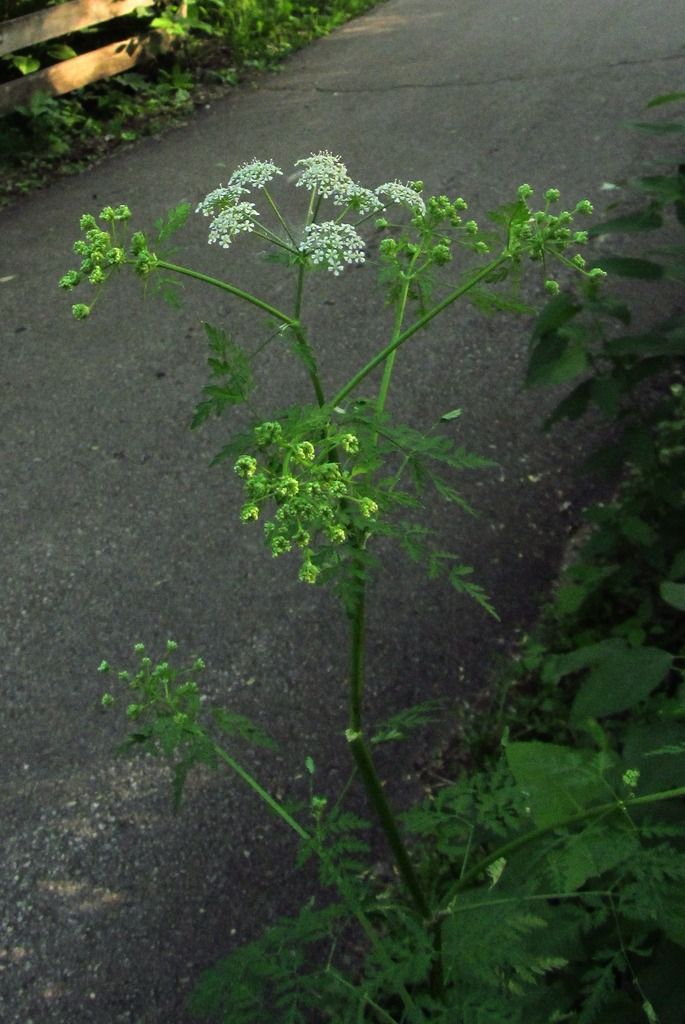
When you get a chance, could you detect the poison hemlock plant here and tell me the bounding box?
[63,146,685,1021]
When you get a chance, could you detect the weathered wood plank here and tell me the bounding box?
[0,31,169,113]
[0,0,155,57]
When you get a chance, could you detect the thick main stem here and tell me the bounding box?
[346,560,431,922]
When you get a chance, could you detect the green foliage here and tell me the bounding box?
[79,96,685,1023]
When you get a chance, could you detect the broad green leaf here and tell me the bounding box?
[660,581,685,611]
[505,742,608,827]
[669,550,685,580]
[620,514,658,547]
[541,639,623,685]
[47,44,78,60]
[570,644,673,723]
[646,91,685,108]
[606,330,685,358]
[590,377,622,417]
[590,256,664,279]
[588,207,663,236]
[12,55,40,75]
[531,294,581,340]
[630,121,685,134]
[526,333,588,387]
[633,175,685,201]
[545,380,592,428]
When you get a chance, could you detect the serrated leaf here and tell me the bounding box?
[154,201,191,244]
[505,741,608,827]
[590,255,665,279]
[468,288,535,316]
[660,581,685,611]
[212,709,277,750]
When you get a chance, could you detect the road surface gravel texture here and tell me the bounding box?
[1,0,684,1020]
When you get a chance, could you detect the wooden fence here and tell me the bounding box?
[0,0,184,114]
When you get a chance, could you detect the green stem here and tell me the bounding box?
[263,186,296,244]
[212,739,425,1023]
[346,562,432,923]
[331,254,510,408]
[440,784,685,916]
[153,260,296,326]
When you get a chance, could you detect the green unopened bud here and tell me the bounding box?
[409,180,424,193]
[474,241,490,253]
[588,267,607,279]
[79,214,97,231]
[545,188,561,203]
[234,455,258,479]
[545,279,560,295]
[359,497,379,518]
[106,247,126,265]
[97,660,110,673]
[99,206,116,222]
[88,267,106,285]
[431,243,451,265]
[59,270,81,290]
[379,238,397,256]
[298,559,319,584]
[375,217,390,230]
[166,639,178,652]
[341,433,359,454]
[126,703,144,718]
[517,184,534,200]
[113,205,132,220]
[573,231,589,244]
[571,254,586,269]
[134,642,146,653]
[575,199,593,215]
[464,220,478,235]
[454,197,468,210]
[240,503,260,522]
[71,303,91,320]
[295,442,315,462]
[101,692,115,707]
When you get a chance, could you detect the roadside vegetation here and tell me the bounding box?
[0,0,385,208]
[64,86,685,1021]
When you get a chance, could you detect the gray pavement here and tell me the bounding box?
[1,0,684,1020]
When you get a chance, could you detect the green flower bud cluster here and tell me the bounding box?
[506,187,606,290]
[233,421,380,582]
[60,205,157,320]
[98,641,209,757]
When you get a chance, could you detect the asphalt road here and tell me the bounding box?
[1,0,684,1020]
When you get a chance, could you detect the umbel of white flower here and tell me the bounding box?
[194,152,426,263]
[299,222,366,275]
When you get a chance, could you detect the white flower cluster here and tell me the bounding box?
[229,159,283,190]
[334,180,384,215]
[206,201,260,248]
[295,151,350,198]
[195,184,245,218]
[299,221,366,275]
[375,181,426,215]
